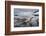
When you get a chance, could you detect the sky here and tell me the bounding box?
[14,8,39,18]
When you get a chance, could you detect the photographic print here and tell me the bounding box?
[5,1,45,35]
[14,8,39,27]
[11,5,42,32]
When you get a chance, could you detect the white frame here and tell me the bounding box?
[11,5,42,32]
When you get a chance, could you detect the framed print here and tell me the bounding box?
[5,1,45,35]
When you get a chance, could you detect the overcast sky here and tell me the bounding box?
[14,8,39,17]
